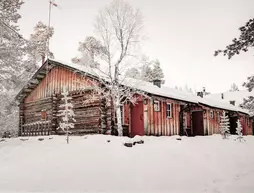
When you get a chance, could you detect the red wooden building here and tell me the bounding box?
[15,59,253,137]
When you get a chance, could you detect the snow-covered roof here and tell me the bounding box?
[204,90,254,107]
[50,59,251,115]
[50,59,199,104]
[18,58,251,115]
[197,97,250,114]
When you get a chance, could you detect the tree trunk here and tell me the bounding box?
[115,95,123,136]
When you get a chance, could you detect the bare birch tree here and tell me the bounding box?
[72,0,145,136]
[87,0,143,136]
[96,0,145,136]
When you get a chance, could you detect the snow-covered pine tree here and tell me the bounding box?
[140,64,153,82]
[219,111,230,139]
[229,83,239,92]
[214,17,254,116]
[57,87,76,144]
[240,76,254,115]
[235,119,245,142]
[125,57,165,83]
[151,59,164,81]
[0,0,29,136]
[72,36,107,68]
[0,0,26,91]
[0,0,24,27]
[27,21,54,65]
[125,67,141,79]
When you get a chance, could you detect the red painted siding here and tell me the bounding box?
[240,115,252,135]
[143,98,182,136]
[25,66,96,103]
[123,103,129,125]
[23,65,253,137]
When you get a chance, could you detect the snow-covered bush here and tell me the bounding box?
[57,87,76,144]
[0,91,19,137]
[235,119,245,142]
[219,111,230,139]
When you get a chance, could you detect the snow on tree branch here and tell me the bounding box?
[214,18,254,59]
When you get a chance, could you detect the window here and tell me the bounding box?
[154,100,160,112]
[166,103,172,118]
[210,110,213,118]
[41,109,47,121]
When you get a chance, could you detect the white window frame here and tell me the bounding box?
[166,103,172,118]
[210,110,214,119]
[154,100,160,112]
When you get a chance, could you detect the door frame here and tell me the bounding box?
[130,101,144,137]
[191,110,204,136]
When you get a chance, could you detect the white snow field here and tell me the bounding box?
[0,134,254,193]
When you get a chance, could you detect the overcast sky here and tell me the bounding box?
[18,0,254,93]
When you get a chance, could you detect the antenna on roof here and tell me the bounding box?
[45,0,59,95]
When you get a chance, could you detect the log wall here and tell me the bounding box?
[24,97,52,124]
[56,91,101,135]
[21,97,53,136]
[21,66,102,136]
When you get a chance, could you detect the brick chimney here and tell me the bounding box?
[153,79,162,88]
[230,100,235,106]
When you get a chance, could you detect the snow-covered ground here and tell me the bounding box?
[0,134,254,193]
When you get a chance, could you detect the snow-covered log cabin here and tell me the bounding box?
[15,59,253,137]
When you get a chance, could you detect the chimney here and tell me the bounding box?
[197,91,203,98]
[202,87,206,96]
[153,79,162,88]
[230,100,235,106]
[221,93,224,99]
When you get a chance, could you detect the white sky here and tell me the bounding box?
[18,0,254,93]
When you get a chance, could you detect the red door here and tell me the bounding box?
[192,111,204,136]
[131,101,144,137]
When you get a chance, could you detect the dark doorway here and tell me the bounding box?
[179,105,185,136]
[192,111,204,136]
[130,101,144,137]
[229,116,238,135]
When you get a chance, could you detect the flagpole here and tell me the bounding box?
[47,0,52,59]
[46,0,52,96]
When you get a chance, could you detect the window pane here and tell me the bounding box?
[166,104,171,117]
[154,101,160,111]
[167,104,171,111]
